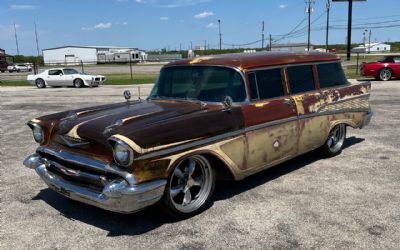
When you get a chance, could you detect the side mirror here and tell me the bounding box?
[123,90,132,101]
[222,96,233,111]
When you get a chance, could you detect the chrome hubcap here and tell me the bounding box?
[380,69,391,80]
[327,124,345,153]
[169,155,213,213]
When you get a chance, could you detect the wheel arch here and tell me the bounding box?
[165,150,236,181]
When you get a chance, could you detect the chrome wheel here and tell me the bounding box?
[326,124,346,153]
[168,155,214,214]
[379,68,392,81]
[35,78,46,88]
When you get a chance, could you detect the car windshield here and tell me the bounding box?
[149,66,246,102]
[377,57,394,63]
[63,68,79,75]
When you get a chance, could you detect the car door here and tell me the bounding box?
[59,69,74,86]
[392,57,400,77]
[46,69,64,86]
[241,68,298,173]
[286,64,328,155]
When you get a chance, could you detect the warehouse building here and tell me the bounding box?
[270,43,314,52]
[42,45,147,65]
[352,43,391,53]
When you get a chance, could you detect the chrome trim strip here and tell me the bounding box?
[136,108,370,160]
[36,146,137,186]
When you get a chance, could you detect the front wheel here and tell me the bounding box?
[379,68,392,81]
[320,124,346,157]
[73,78,84,88]
[161,155,216,218]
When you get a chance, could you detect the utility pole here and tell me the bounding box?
[218,19,222,51]
[368,30,372,54]
[179,43,182,51]
[34,21,40,56]
[204,40,207,53]
[261,21,265,49]
[13,22,19,55]
[332,0,366,61]
[306,0,314,51]
[269,34,272,51]
[325,0,331,52]
[190,41,193,50]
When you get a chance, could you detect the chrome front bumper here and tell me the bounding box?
[23,153,166,213]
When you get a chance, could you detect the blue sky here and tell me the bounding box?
[1,0,400,55]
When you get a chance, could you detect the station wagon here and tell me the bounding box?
[24,52,372,218]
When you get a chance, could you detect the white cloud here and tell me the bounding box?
[194,11,214,19]
[160,17,169,21]
[206,22,217,28]
[122,21,128,25]
[10,4,39,10]
[279,4,287,9]
[94,22,113,29]
[135,0,146,3]
[81,22,112,31]
[116,0,128,2]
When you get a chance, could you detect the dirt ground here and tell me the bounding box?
[0,80,399,249]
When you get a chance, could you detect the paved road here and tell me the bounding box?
[1,81,400,249]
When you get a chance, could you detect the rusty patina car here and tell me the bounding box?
[24,52,372,218]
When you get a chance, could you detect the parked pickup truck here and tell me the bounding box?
[23,52,372,218]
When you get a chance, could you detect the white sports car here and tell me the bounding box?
[27,68,106,88]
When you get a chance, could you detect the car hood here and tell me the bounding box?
[42,100,244,155]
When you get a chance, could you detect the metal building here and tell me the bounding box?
[352,43,391,53]
[42,45,147,65]
[270,43,314,52]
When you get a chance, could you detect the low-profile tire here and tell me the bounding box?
[378,68,392,81]
[161,155,216,219]
[320,124,346,157]
[73,78,84,88]
[35,78,46,88]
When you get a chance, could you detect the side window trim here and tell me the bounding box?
[248,72,260,101]
[285,64,317,95]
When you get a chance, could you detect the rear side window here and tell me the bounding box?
[48,70,62,75]
[287,65,315,94]
[248,69,284,100]
[317,63,348,88]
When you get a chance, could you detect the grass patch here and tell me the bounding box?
[104,73,158,85]
[0,80,28,86]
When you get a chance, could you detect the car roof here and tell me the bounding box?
[166,51,340,70]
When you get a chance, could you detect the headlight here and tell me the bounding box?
[113,141,134,167]
[32,125,44,143]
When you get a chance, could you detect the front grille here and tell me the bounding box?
[95,77,100,81]
[39,152,120,192]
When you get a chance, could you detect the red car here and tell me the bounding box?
[361,55,400,81]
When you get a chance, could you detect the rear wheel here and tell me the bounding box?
[320,124,346,157]
[73,78,84,88]
[161,155,216,218]
[35,78,46,88]
[378,68,392,81]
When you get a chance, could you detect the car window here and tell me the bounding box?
[287,65,315,94]
[48,70,63,75]
[248,69,284,100]
[317,63,348,88]
[378,57,394,63]
[150,66,246,102]
[394,57,400,63]
[63,68,79,75]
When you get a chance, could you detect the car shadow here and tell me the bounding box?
[33,136,364,236]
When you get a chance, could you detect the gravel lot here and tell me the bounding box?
[1,81,399,249]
